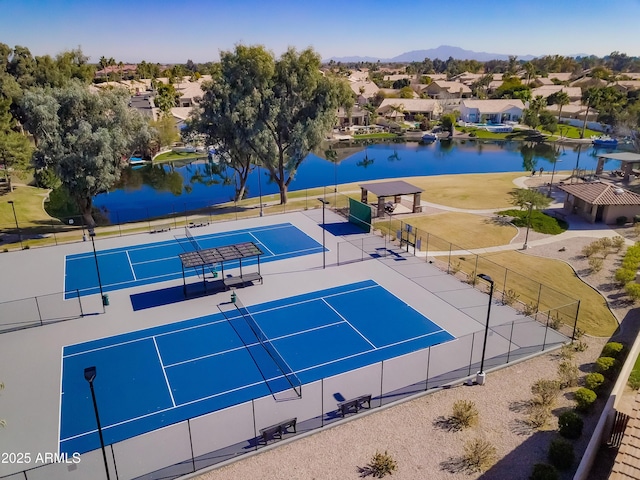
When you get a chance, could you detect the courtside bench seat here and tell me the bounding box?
[223,272,263,289]
[337,393,372,417]
[259,417,297,444]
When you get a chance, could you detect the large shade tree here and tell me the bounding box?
[21,81,154,227]
[193,45,353,204]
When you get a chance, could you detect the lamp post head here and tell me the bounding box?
[84,366,97,384]
[88,228,96,238]
[8,200,14,204]
[317,198,329,205]
[478,273,494,285]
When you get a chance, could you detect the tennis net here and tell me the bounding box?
[184,226,202,252]
[232,297,302,397]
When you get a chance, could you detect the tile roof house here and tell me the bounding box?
[610,393,640,480]
[377,98,443,121]
[557,182,640,224]
[423,81,472,98]
[349,80,380,100]
[531,85,583,101]
[459,99,524,123]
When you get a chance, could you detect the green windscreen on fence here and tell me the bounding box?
[348,198,372,232]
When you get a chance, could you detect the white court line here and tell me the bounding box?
[57,345,64,455]
[322,298,377,349]
[249,232,274,256]
[125,250,137,281]
[153,337,176,407]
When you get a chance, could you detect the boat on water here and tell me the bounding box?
[129,157,150,166]
[421,132,438,143]
[592,135,618,148]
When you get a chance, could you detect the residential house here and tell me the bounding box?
[383,74,413,83]
[423,81,472,99]
[377,98,443,122]
[548,72,573,84]
[378,88,419,98]
[336,105,370,127]
[545,103,598,122]
[612,80,640,93]
[349,80,380,103]
[95,64,138,79]
[531,85,582,101]
[459,99,525,123]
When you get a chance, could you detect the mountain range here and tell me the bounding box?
[326,45,538,63]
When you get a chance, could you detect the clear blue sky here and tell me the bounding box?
[2,0,640,63]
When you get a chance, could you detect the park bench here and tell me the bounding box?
[259,417,297,444]
[337,393,372,417]
[188,221,209,228]
[223,272,263,289]
[149,224,171,234]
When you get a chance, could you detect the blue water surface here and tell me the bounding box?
[94,141,617,223]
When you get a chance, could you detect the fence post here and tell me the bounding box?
[187,419,196,474]
[51,219,58,246]
[425,232,430,260]
[507,321,514,363]
[252,399,258,451]
[379,360,384,407]
[572,300,581,341]
[425,347,431,391]
[473,255,479,282]
[447,244,452,274]
[35,296,43,326]
[321,378,324,428]
[543,311,550,350]
[77,289,84,317]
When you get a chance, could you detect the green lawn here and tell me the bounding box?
[352,133,399,140]
[153,151,207,163]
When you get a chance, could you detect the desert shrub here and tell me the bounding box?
[462,438,497,473]
[532,379,561,407]
[612,236,626,252]
[359,451,398,478]
[558,410,583,439]
[574,340,588,352]
[588,257,603,273]
[615,267,636,286]
[523,302,538,317]
[530,463,559,480]
[595,356,618,378]
[558,345,574,360]
[557,361,579,389]
[450,400,479,429]
[585,372,605,391]
[596,237,613,257]
[629,370,640,390]
[602,342,624,359]
[502,289,519,306]
[548,438,575,470]
[581,242,601,258]
[450,261,461,275]
[574,387,597,411]
[527,403,552,428]
[548,313,562,330]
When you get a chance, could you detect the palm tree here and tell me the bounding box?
[580,88,602,138]
[524,62,536,86]
[555,91,570,123]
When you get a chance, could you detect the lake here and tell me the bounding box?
[94,140,617,223]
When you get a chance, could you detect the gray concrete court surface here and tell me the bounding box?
[0,209,568,479]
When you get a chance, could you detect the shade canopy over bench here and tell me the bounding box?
[359,180,424,217]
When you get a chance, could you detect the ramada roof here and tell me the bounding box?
[557,182,640,206]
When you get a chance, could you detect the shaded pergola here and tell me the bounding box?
[178,242,263,295]
[359,180,424,218]
[595,152,640,182]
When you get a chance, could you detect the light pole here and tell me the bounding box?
[257,163,263,217]
[7,200,22,250]
[84,366,111,480]
[88,229,106,305]
[476,274,494,385]
[522,202,533,250]
[317,198,330,269]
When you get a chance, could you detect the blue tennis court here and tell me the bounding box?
[59,280,454,454]
[64,223,323,298]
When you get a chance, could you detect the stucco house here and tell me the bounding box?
[459,99,525,123]
[377,98,443,122]
[556,182,640,224]
[337,105,370,127]
[531,85,582,101]
[423,81,472,98]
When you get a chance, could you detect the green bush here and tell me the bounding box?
[585,372,605,391]
[558,410,583,439]
[629,370,640,390]
[548,438,575,470]
[574,387,597,411]
[530,463,559,480]
[497,209,566,235]
[615,267,636,286]
[602,342,624,359]
[595,356,618,378]
[625,283,640,302]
